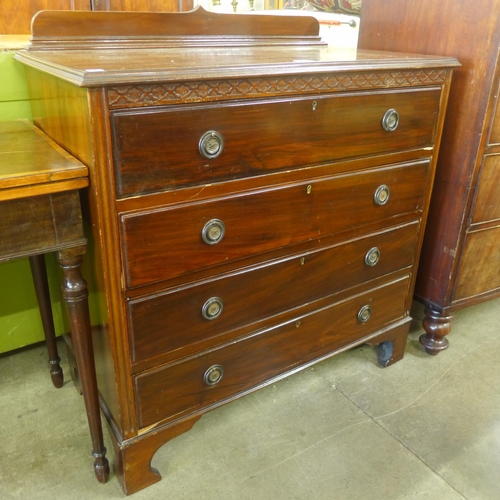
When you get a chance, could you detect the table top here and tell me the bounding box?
[0,120,88,201]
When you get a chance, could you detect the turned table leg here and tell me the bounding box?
[58,246,110,483]
[29,254,64,388]
[420,306,453,355]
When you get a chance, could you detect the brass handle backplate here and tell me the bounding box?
[202,297,224,320]
[365,247,381,267]
[201,219,225,245]
[204,365,224,386]
[374,185,390,206]
[199,130,224,159]
[382,109,399,132]
[357,305,372,323]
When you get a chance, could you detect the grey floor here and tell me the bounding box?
[1,298,499,500]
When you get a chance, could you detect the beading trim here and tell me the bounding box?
[107,69,448,109]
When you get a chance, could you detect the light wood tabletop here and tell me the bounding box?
[0,119,88,200]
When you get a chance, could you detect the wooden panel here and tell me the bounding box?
[128,221,420,364]
[454,226,500,300]
[489,83,500,144]
[486,44,500,145]
[121,160,430,288]
[135,275,410,428]
[0,191,85,261]
[112,88,441,197]
[490,102,500,145]
[0,0,90,34]
[471,154,500,223]
[92,0,193,11]
[25,69,94,168]
[29,8,318,39]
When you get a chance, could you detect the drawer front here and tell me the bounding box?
[134,275,410,428]
[121,160,430,288]
[128,221,420,364]
[112,88,440,197]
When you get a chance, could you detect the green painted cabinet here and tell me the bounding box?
[0,37,32,120]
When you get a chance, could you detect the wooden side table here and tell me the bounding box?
[0,119,109,482]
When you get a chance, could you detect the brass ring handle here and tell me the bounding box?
[374,185,390,206]
[204,365,224,386]
[382,109,399,132]
[365,247,381,267]
[201,219,225,245]
[357,305,372,323]
[202,297,224,320]
[199,130,224,159]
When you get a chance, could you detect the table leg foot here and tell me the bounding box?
[420,307,452,355]
[93,448,110,483]
[29,254,64,388]
[49,357,64,388]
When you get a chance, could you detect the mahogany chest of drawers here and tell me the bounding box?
[16,8,458,495]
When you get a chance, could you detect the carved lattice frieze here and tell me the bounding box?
[107,69,448,109]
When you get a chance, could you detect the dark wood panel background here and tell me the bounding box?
[0,0,91,34]
[92,0,192,11]
[0,0,192,34]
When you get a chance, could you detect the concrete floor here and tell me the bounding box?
[1,299,499,500]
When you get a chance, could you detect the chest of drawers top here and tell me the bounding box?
[16,7,458,87]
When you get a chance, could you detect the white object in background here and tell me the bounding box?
[248,9,360,48]
[314,11,359,48]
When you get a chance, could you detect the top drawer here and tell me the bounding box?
[111,88,441,197]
